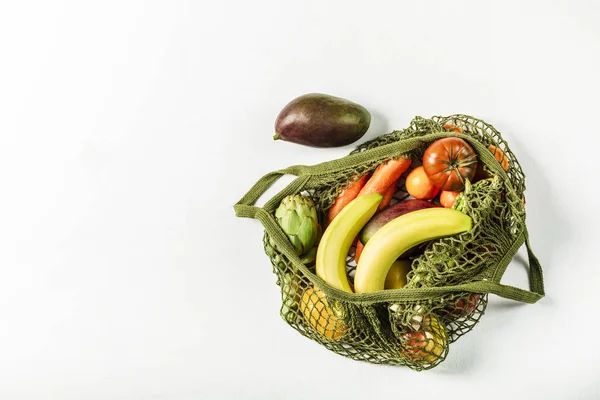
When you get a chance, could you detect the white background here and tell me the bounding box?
[1,1,599,399]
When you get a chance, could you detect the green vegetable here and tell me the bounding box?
[275,195,319,256]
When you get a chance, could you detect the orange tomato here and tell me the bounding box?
[489,145,509,171]
[440,191,460,208]
[405,166,440,200]
[443,123,463,133]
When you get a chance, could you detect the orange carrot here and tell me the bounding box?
[378,178,398,210]
[355,240,364,262]
[358,158,411,197]
[327,174,370,224]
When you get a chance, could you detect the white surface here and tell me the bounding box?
[1,1,599,399]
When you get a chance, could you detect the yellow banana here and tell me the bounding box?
[354,208,472,293]
[316,193,383,292]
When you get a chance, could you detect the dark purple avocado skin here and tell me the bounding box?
[274,93,371,148]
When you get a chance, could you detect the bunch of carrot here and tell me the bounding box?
[326,157,412,261]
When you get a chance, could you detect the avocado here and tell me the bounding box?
[274,93,371,148]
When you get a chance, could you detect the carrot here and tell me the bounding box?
[378,178,398,210]
[355,240,364,262]
[358,158,411,197]
[356,179,397,262]
[327,174,370,224]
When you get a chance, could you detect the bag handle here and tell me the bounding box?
[233,165,313,220]
[457,236,544,303]
[234,132,544,305]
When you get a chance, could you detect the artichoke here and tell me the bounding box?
[275,195,319,256]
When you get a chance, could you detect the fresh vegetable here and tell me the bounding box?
[384,260,411,289]
[327,174,369,224]
[358,158,412,197]
[299,246,318,264]
[440,190,460,208]
[379,178,398,210]
[300,287,348,340]
[275,195,319,256]
[405,166,440,200]
[316,193,383,292]
[354,208,472,293]
[473,162,489,182]
[442,294,482,318]
[274,93,371,148]
[354,240,364,262]
[489,145,509,171]
[443,123,463,133]
[359,199,441,244]
[423,137,478,191]
[400,314,448,363]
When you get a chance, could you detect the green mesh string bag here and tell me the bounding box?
[234,115,545,371]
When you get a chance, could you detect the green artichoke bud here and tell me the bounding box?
[275,195,319,256]
[299,246,317,264]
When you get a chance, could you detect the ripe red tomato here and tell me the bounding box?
[422,138,478,191]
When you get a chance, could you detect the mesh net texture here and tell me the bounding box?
[257,115,531,370]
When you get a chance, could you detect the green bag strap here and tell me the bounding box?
[457,235,544,304]
[234,166,312,219]
[234,131,544,305]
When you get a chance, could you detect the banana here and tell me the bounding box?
[316,193,383,292]
[354,208,472,293]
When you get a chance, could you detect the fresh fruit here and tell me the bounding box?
[440,191,460,208]
[275,195,319,256]
[400,314,448,363]
[384,260,411,289]
[327,174,370,224]
[443,123,463,133]
[300,287,348,340]
[489,145,510,171]
[444,294,482,318]
[354,208,472,293]
[316,193,383,292]
[354,240,364,262]
[358,158,412,197]
[359,199,441,244]
[405,166,440,200]
[472,162,489,182]
[274,93,371,148]
[423,137,478,191]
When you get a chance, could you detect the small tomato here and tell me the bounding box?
[405,166,440,200]
[443,123,463,133]
[440,191,460,208]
